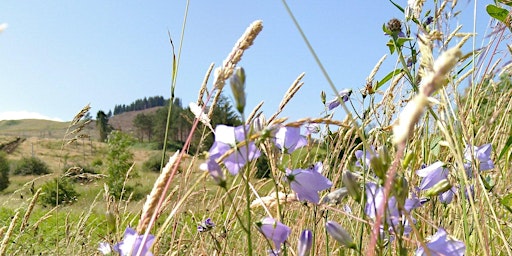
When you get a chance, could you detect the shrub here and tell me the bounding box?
[106,131,135,199]
[39,177,79,207]
[13,156,51,175]
[0,152,10,191]
[142,153,168,172]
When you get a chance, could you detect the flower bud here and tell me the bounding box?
[230,67,246,114]
[425,179,452,197]
[325,221,356,249]
[297,229,313,256]
[321,91,326,104]
[342,171,361,202]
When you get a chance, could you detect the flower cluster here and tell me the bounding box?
[197,218,215,232]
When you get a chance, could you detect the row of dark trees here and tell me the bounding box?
[113,96,167,115]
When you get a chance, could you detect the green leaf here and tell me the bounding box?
[486,4,509,22]
[500,193,512,214]
[498,0,512,7]
[386,40,396,54]
[375,69,404,91]
[389,0,404,13]
[498,134,512,160]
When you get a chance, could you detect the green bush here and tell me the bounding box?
[0,152,10,191]
[106,131,135,199]
[142,153,169,172]
[13,156,51,175]
[39,177,79,207]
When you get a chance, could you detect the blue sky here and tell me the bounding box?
[0,1,491,122]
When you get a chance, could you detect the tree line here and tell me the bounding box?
[113,96,167,115]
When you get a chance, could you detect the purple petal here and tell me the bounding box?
[275,126,307,153]
[287,165,332,204]
[415,228,465,256]
[259,217,291,249]
[113,227,154,256]
[298,229,313,256]
[223,142,261,175]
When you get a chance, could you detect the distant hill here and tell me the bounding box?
[0,119,77,139]
[107,106,163,135]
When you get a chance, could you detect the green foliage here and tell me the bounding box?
[96,110,111,142]
[0,152,10,191]
[39,177,79,206]
[143,152,168,172]
[133,112,154,142]
[13,156,51,176]
[113,95,167,115]
[254,154,271,179]
[105,130,135,199]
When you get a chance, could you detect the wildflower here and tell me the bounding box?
[98,242,112,255]
[285,162,332,204]
[198,218,215,232]
[304,123,320,136]
[365,182,421,236]
[113,227,154,256]
[355,147,378,168]
[415,228,465,256]
[464,143,494,172]
[326,89,352,110]
[297,229,313,256]
[416,162,448,190]
[325,221,356,249]
[202,125,261,177]
[230,67,246,114]
[257,217,291,251]
[439,187,456,204]
[274,126,307,154]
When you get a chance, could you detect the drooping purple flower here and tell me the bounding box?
[416,161,449,191]
[113,227,154,256]
[304,123,320,136]
[286,162,332,204]
[297,229,313,256]
[464,143,494,172]
[364,182,421,236]
[439,187,457,204]
[201,125,261,177]
[326,89,352,110]
[415,228,465,256]
[325,221,356,248]
[355,147,377,168]
[257,217,291,251]
[98,241,112,255]
[274,126,307,154]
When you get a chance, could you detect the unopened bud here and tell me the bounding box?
[342,171,361,202]
[325,221,356,249]
[425,179,452,197]
[321,91,326,104]
[230,67,246,114]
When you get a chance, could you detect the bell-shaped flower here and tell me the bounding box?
[416,161,449,191]
[326,89,352,110]
[274,126,307,154]
[355,147,378,168]
[464,143,494,172]
[297,229,313,256]
[285,162,332,204]
[415,228,465,256]
[257,217,291,251]
[113,227,154,256]
[98,242,112,255]
[304,123,320,136]
[202,125,261,177]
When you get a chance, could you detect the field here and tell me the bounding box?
[2,1,512,256]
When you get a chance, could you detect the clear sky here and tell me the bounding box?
[0,1,492,122]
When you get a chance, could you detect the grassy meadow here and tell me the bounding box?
[1,0,512,256]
